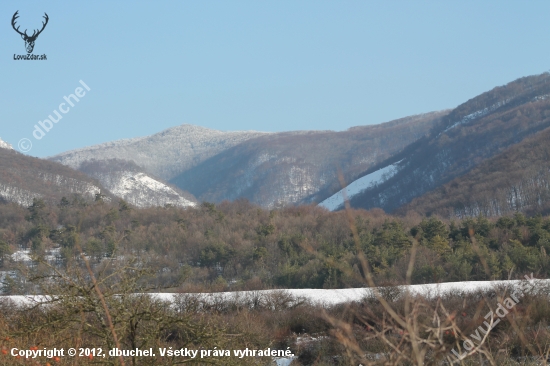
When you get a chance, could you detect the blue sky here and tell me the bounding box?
[1,1,550,157]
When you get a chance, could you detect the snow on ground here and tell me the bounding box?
[0,137,13,150]
[0,184,40,207]
[318,160,402,211]
[11,249,32,262]
[108,171,197,208]
[533,94,550,101]
[50,124,270,181]
[4,278,547,307]
[2,278,541,366]
[274,356,296,366]
[443,99,511,134]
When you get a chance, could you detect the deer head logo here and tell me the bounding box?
[12,11,49,54]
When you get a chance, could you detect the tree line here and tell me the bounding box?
[1,195,550,294]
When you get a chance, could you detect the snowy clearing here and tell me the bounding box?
[318,160,402,211]
[3,278,547,307]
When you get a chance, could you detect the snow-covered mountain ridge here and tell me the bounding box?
[50,124,270,181]
[49,115,445,209]
[0,137,13,150]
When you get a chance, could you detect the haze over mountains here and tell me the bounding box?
[50,124,269,181]
[2,72,550,216]
[49,112,445,209]
[401,126,550,218]
[0,146,106,206]
[347,73,550,217]
[169,112,445,208]
[0,137,196,208]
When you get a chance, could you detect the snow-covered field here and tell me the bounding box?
[3,278,547,307]
[2,278,543,366]
[319,160,402,211]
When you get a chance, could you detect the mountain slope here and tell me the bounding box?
[78,159,197,208]
[345,72,550,213]
[169,112,447,208]
[0,137,13,150]
[318,159,402,210]
[50,124,269,181]
[0,147,107,206]
[400,126,550,218]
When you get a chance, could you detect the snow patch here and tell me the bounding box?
[533,94,550,101]
[156,278,549,305]
[4,279,546,307]
[11,249,32,262]
[50,124,270,181]
[444,99,511,133]
[107,171,196,208]
[0,137,13,150]
[0,184,41,206]
[318,161,402,211]
[274,357,296,366]
[39,173,100,198]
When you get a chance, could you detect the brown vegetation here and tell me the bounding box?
[350,72,550,214]
[2,197,550,364]
[169,111,447,208]
[401,126,550,219]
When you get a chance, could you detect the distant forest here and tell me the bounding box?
[402,125,550,218]
[2,195,550,294]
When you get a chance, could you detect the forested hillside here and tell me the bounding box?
[50,124,269,181]
[169,112,446,208]
[50,112,445,209]
[2,198,550,294]
[401,126,550,218]
[0,148,109,207]
[78,159,198,208]
[348,73,550,213]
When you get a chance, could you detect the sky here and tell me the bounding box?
[1,1,550,157]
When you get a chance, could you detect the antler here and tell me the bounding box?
[11,11,27,37]
[35,13,48,37]
[11,11,49,40]
[29,13,49,39]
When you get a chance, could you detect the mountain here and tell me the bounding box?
[0,136,195,209]
[0,147,107,206]
[50,114,446,208]
[169,112,446,208]
[78,159,197,208]
[50,124,269,181]
[318,159,403,210]
[0,137,13,150]
[47,72,550,213]
[400,126,550,218]
[340,72,550,214]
